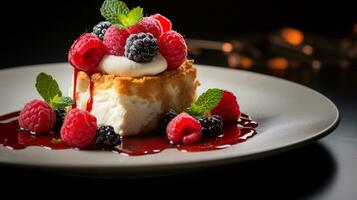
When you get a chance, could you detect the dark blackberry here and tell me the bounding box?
[161,109,177,130]
[96,126,121,148]
[124,33,158,63]
[92,21,111,40]
[54,108,67,130]
[199,115,223,135]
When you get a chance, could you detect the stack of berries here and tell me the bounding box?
[68,0,187,75]
[162,89,241,145]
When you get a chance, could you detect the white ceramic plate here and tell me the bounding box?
[0,63,339,177]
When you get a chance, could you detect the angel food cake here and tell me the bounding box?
[72,60,198,136]
[67,1,199,136]
[15,0,248,151]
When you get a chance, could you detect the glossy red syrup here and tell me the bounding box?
[0,112,257,156]
[86,81,95,112]
[72,69,79,109]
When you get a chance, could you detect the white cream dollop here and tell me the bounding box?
[98,53,167,77]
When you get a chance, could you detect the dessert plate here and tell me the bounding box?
[0,63,339,177]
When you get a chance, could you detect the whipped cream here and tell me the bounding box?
[98,53,167,77]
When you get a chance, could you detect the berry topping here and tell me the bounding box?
[18,100,56,133]
[68,33,106,74]
[161,109,177,129]
[151,14,172,33]
[92,21,112,40]
[54,108,67,130]
[129,17,163,39]
[60,109,97,148]
[167,112,202,144]
[159,30,187,70]
[199,115,223,135]
[95,126,121,148]
[103,25,130,56]
[211,90,241,121]
[124,33,158,63]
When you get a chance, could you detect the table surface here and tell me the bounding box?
[0,60,356,199]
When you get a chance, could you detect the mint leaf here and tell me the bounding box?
[118,6,143,27]
[188,89,223,117]
[126,7,144,26]
[100,0,143,28]
[35,73,62,103]
[50,95,74,110]
[100,0,129,24]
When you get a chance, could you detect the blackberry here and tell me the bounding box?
[54,108,67,130]
[124,33,158,63]
[199,115,223,135]
[161,109,177,130]
[92,21,111,40]
[96,126,121,148]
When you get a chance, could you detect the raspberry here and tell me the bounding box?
[92,21,112,40]
[18,100,56,133]
[95,126,121,148]
[124,33,158,63]
[60,108,97,148]
[166,112,202,144]
[199,115,223,135]
[103,25,130,56]
[151,14,172,33]
[129,17,163,39]
[211,90,241,121]
[68,33,106,74]
[159,31,187,70]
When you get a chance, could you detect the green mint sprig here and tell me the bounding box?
[100,0,143,29]
[35,73,73,110]
[187,88,223,117]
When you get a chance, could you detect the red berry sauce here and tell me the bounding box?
[0,111,257,156]
[72,69,79,109]
[86,81,95,112]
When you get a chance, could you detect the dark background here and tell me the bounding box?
[1,1,357,199]
[1,0,356,68]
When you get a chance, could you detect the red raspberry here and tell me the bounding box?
[18,100,56,133]
[211,90,241,121]
[68,33,106,74]
[159,31,187,70]
[60,108,97,148]
[103,26,130,56]
[151,14,172,33]
[167,112,202,144]
[129,17,163,39]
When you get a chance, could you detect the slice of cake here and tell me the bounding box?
[67,1,199,136]
[72,60,199,136]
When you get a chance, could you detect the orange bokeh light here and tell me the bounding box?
[267,57,289,70]
[302,45,314,55]
[281,28,304,46]
[222,42,234,53]
[241,57,253,69]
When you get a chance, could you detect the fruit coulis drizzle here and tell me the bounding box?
[86,81,95,112]
[0,111,257,156]
[72,69,79,109]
